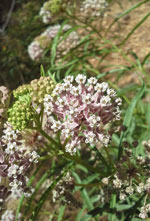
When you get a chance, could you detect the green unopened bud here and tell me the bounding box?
[8,98,33,131]
[13,84,32,99]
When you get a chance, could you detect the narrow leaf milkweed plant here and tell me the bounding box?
[0,74,122,218]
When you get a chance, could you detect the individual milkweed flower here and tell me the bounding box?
[44,74,122,154]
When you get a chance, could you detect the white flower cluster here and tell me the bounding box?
[80,0,108,17]
[101,174,150,219]
[28,24,78,62]
[1,123,39,196]
[44,74,121,154]
[1,210,22,221]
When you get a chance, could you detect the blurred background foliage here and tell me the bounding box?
[0,0,47,89]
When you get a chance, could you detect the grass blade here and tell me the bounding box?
[105,0,149,35]
[119,12,150,46]
[118,83,146,160]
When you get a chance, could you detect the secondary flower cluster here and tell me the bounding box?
[44,74,121,154]
[39,0,61,24]
[39,0,108,24]
[28,24,79,62]
[80,0,108,18]
[0,123,40,205]
[100,139,150,219]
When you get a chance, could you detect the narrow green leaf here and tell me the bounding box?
[118,83,146,159]
[119,12,150,46]
[40,64,45,77]
[30,172,65,221]
[142,52,150,65]
[123,84,146,129]
[72,172,93,209]
[145,103,150,128]
[105,0,149,35]
[57,205,66,221]
[24,169,51,215]
[50,21,68,67]
[16,163,43,220]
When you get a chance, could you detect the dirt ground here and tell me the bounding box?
[90,0,150,86]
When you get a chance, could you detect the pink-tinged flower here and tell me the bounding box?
[44,74,122,154]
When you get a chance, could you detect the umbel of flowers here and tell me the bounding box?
[99,139,150,220]
[44,74,122,154]
[0,76,55,212]
[0,74,121,212]
[28,24,79,62]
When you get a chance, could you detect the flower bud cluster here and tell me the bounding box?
[80,0,108,18]
[28,24,79,63]
[99,139,150,219]
[44,74,121,154]
[39,0,61,24]
[30,76,55,104]
[8,97,33,131]
[0,123,40,200]
[13,84,32,100]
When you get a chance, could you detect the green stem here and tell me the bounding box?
[62,151,101,174]
[75,182,101,187]
[104,147,115,170]
[39,129,58,146]
[38,129,106,176]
